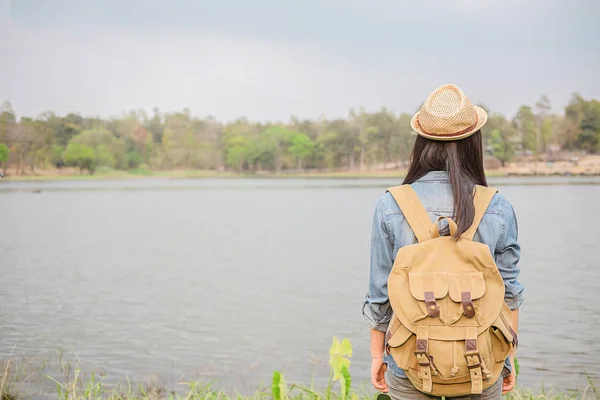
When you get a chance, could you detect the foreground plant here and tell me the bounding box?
[271,337,356,400]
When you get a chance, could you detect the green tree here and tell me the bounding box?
[161,111,205,169]
[348,109,368,171]
[127,150,143,168]
[143,108,164,144]
[288,132,314,169]
[316,130,344,170]
[514,106,537,154]
[51,145,64,167]
[560,93,586,149]
[534,95,553,153]
[222,120,260,172]
[0,143,9,170]
[576,99,600,153]
[96,145,116,168]
[225,135,252,172]
[322,119,354,170]
[71,128,126,169]
[390,113,415,167]
[8,117,44,175]
[63,143,96,174]
[0,101,16,144]
[260,126,294,173]
[369,108,398,166]
[489,128,515,166]
[54,113,84,147]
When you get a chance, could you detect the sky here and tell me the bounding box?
[0,0,599,122]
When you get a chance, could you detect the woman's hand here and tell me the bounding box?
[370,357,388,392]
[369,329,388,392]
[502,358,517,394]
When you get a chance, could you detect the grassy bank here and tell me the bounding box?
[1,339,597,400]
[0,366,595,400]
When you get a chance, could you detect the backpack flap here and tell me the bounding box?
[448,272,487,321]
[408,272,448,320]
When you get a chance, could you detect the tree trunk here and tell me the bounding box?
[275,151,281,174]
[360,144,365,172]
[17,152,24,175]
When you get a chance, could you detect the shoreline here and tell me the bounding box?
[2,168,600,182]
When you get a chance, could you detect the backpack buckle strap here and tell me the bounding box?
[461,291,475,318]
[414,339,430,366]
[466,357,483,394]
[508,325,519,348]
[415,327,433,393]
[465,329,483,394]
[424,291,440,318]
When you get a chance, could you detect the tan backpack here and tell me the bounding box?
[384,184,518,397]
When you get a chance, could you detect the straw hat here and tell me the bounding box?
[410,84,487,141]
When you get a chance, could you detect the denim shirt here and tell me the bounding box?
[362,171,524,377]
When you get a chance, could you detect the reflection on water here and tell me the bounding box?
[1,178,599,393]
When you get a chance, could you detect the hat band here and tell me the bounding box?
[418,116,479,138]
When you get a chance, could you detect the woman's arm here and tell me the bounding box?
[494,196,524,311]
[495,196,523,394]
[362,197,395,332]
[370,327,386,357]
[370,328,388,392]
[363,197,396,392]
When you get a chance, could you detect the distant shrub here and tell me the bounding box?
[128,168,152,176]
[63,143,96,175]
[95,166,117,175]
[127,151,143,169]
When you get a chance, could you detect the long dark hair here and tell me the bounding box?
[403,130,487,238]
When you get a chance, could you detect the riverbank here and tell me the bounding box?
[2,155,600,181]
[501,154,600,177]
[2,167,599,182]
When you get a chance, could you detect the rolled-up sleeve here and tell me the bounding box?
[495,197,524,310]
[362,197,396,332]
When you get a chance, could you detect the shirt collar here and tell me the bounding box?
[417,171,450,182]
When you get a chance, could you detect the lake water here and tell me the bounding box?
[1,177,599,394]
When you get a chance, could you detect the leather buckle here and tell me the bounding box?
[508,325,519,348]
[414,351,430,367]
[465,353,482,369]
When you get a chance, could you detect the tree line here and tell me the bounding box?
[0,93,598,175]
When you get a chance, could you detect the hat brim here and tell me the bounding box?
[410,106,488,141]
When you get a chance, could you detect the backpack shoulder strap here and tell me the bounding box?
[386,185,433,243]
[461,185,498,241]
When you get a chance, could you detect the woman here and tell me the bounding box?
[362,84,523,399]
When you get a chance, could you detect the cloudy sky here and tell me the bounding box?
[1,0,599,122]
